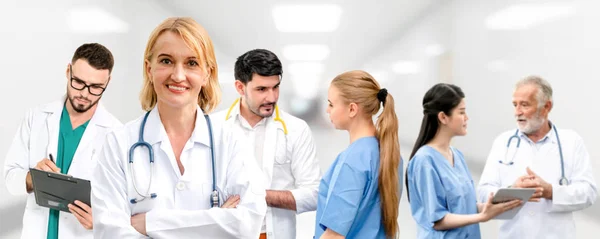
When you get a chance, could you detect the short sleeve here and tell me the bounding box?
[317,156,368,236]
[408,155,449,228]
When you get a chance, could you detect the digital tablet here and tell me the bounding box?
[29,168,91,213]
[491,188,536,220]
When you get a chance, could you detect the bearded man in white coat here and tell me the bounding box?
[3,43,122,239]
[214,49,322,239]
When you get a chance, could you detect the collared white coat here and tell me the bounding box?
[91,106,267,239]
[478,126,598,239]
[213,100,321,239]
[3,97,122,239]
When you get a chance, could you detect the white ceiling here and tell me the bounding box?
[154,0,438,118]
[158,0,436,80]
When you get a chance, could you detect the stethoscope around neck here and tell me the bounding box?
[499,124,569,186]
[128,110,220,208]
[225,98,289,135]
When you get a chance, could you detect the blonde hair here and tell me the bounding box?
[331,70,400,238]
[140,17,221,113]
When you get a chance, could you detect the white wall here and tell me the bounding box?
[360,0,600,237]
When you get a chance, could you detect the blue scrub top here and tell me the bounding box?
[314,136,403,239]
[407,145,481,239]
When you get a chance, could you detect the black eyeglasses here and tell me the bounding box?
[69,64,108,96]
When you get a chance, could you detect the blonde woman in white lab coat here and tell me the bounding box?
[478,76,597,239]
[91,17,267,238]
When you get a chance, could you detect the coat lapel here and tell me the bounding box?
[261,119,283,187]
[69,103,112,175]
[42,100,63,162]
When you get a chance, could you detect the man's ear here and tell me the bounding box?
[542,100,553,117]
[65,63,71,82]
[235,80,246,96]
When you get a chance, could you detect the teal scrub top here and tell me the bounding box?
[47,105,89,239]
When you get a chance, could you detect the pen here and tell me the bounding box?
[49,154,55,164]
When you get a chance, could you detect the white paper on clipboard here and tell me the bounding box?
[491,188,536,220]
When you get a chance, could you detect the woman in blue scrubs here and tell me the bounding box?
[406,83,522,238]
[315,70,403,239]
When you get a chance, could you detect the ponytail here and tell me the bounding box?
[376,93,400,239]
[331,70,401,238]
[405,113,439,201]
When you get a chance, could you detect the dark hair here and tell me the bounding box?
[234,49,282,84]
[406,83,465,200]
[71,43,114,73]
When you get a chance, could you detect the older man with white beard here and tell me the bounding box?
[477,75,597,239]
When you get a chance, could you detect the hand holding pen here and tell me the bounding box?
[35,153,60,173]
[26,154,61,193]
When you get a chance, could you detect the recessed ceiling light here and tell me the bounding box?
[282,44,330,61]
[486,3,575,30]
[67,7,129,34]
[272,4,342,32]
[392,61,420,75]
[425,44,445,56]
[288,62,325,76]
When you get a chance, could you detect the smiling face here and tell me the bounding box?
[145,31,209,110]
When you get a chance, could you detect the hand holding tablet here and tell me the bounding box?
[491,188,536,219]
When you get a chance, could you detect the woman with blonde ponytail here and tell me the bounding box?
[314,70,403,239]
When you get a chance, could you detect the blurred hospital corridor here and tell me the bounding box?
[1,0,600,238]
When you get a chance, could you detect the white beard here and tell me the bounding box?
[517,110,545,134]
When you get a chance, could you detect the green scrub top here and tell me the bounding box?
[47,105,89,239]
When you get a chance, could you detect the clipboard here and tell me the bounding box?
[491,188,535,220]
[29,168,91,213]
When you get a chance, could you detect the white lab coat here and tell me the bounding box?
[213,100,321,239]
[91,105,267,239]
[3,97,122,239]
[478,126,597,239]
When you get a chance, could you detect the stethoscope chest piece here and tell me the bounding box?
[559,177,569,186]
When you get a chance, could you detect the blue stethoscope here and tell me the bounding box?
[128,111,220,208]
[499,124,569,185]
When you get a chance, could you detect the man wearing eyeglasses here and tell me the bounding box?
[3,43,122,239]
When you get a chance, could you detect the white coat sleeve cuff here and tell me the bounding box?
[290,188,316,214]
[7,169,29,196]
[551,184,564,203]
[549,183,570,210]
[145,210,160,236]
